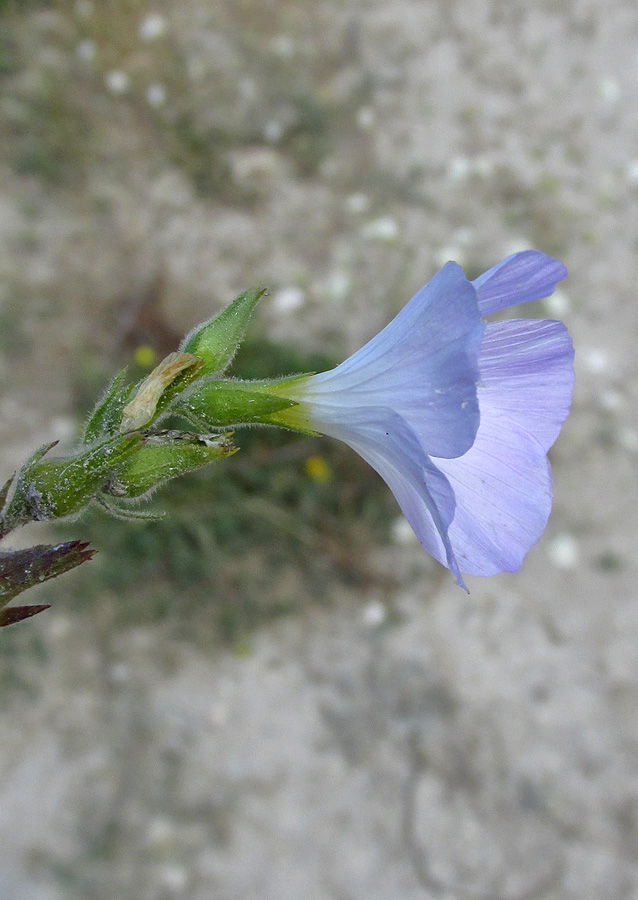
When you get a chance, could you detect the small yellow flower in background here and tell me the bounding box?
[233,638,252,658]
[304,455,332,484]
[134,345,157,369]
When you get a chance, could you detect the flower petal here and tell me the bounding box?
[432,317,574,576]
[473,251,567,316]
[433,413,553,576]
[297,262,484,459]
[478,319,575,451]
[312,405,467,589]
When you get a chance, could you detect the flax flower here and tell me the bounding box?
[271,251,574,589]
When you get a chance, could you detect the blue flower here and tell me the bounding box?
[273,251,574,590]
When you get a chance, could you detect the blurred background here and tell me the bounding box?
[0,1,637,898]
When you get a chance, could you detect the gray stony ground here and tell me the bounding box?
[1,1,638,898]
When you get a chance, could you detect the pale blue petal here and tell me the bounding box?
[478,319,575,451]
[431,316,574,575]
[312,405,467,589]
[298,262,484,459]
[473,251,567,316]
[433,412,553,576]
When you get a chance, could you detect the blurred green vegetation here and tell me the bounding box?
[54,338,398,646]
[0,620,48,702]
[0,0,374,193]
[12,76,91,186]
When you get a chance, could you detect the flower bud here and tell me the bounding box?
[107,432,235,498]
[180,288,266,374]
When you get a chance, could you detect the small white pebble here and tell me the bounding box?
[391,517,418,545]
[547,533,580,570]
[599,389,622,411]
[264,120,283,143]
[363,600,387,627]
[272,34,294,57]
[356,106,375,130]
[345,193,370,214]
[361,216,399,242]
[271,286,305,313]
[139,13,167,41]
[447,155,471,184]
[327,271,351,301]
[598,76,621,106]
[147,83,166,107]
[76,39,96,61]
[583,348,608,374]
[626,160,638,185]
[544,287,570,317]
[105,70,130,95]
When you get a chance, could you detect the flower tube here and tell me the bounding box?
[267,251,574,590]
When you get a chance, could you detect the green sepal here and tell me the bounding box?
[182,381,297,428]
[180,287,266,374]
[83,369,134,444]
[5,434,143,525]
[95,495,166,522]
[105,431,236,498]
[245,373,320,435]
